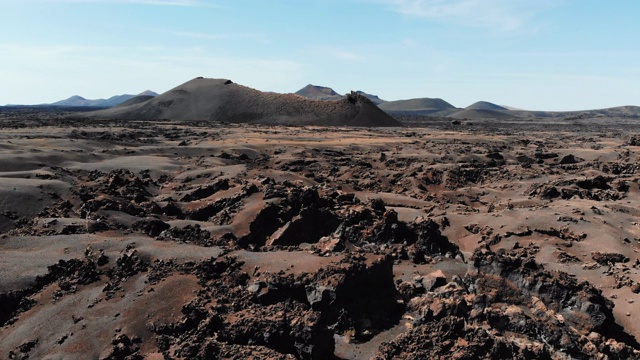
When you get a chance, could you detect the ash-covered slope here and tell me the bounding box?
[87,78,401,127]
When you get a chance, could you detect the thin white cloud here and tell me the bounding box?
[310,46,365,62]
[333,50,364,62]
[156,30,266,41]
[623,68,640,75]
[127,0,199,5]
[15,0,206,6]
[0,43,123,59]
[0,42,305,103]
[401,38,417,47]
[456,71,623,83]
[114,0,198,5]
[376,0,549,32]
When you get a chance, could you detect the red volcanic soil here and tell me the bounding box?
[1,112,640,359]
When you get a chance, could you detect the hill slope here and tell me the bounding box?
[98,94,140,108]
[379,97,457,115]
[113,95,156,108]
[85,78,401,127]
[465,101,508,111]
[448,108,516,120]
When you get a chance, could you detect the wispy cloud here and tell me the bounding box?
[18,0,207,6]
[310,46,365,62]
[456,71,623,83]
[623,68,640,75]
[0,43,123,60]
[401,38,417,47]
[112,0,199,5]
[332,50,364,62]
[156,30,266,41]
[124,0,200,5]
[0,42,305,102]
[375,0,550,32]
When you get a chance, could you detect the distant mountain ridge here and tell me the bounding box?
[36,90,159,108]
[7,81,640,121]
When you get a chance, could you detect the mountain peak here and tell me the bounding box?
[138,90,159,96]
[295,84,339,97]
[51,95,97,107]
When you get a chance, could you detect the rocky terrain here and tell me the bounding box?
[2,111,640,359]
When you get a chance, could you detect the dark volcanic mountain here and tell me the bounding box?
[85,78,401,127]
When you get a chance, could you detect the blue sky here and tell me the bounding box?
[2,0,639,110]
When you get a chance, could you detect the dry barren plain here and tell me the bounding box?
[2,113,640,359]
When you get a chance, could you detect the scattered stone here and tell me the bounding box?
[422,270,447,291]
[560,154,580,164]
[592,252,629,265]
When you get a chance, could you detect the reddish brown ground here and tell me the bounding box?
[1,115,640,359]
